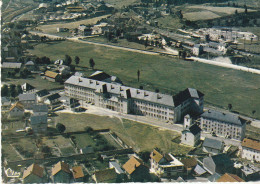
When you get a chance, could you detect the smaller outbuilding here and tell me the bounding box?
[72,166,85,182]
[203,137,224,155]
[36,89,50,102]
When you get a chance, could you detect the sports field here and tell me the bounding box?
[28,40,260,119]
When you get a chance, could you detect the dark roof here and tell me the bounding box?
[2,97,11,104]
[173,88,204,106]
[47,93,61,101]
[36,89,50,97]
[189,124,201,135]
[88,71,111,81]
[203,137,223,150]
[32,104,48,112]
[201,109,247,126]
[22,83,35,91]
[211,154,233,166]
[30,114,47,125]
[181,157,197,169]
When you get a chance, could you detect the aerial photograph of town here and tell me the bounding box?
[1,0,260,183]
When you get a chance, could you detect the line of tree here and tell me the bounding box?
[1,84,23,97]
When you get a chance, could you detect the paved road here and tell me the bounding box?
[190,56,260,75]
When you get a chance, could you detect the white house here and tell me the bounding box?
[35,89,50,103]
[240,138,260,162]
[181,114,201,147]
[21,83,36,94]
[150,149,184,178]
[18,93,37,109]
[8,102,24,118]
[44,93,61,105]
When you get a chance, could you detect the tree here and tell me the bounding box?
[56,123,66,133]
[137,70,140,82]
[89,58,95,70]
[65,55,72,66]
[235,9,238,15]
[244,5,248,14]
[16,84,23,95]
[75,56,80,65]
[14,68,20,74]
[139,151,151,163]
[1,85,9,97]
[10,84,16,97]
[252,110,256,117]
[228,104,232,111]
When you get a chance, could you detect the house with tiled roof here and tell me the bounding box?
[44,70,61,82]
[36,89,50,102]
[203,137,224,155]
[18,93,37,109]
[123,156,151,182]
[21,83,36,94]
[181,114,201,146]
[150,149,184,179]
[22,164,45,183]
[200,109,247,140]
[30,114,48,134]
[72,166,85,182]
[181,157,197,175]
[240,138,260,162]
[203,154,234,174]
[92,168,117,183]
[52,161,71,183]
[217,173,245,182]
[9,102,24,118]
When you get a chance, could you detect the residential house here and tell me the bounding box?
[91,23,112,35]
[200,109,247,140]
[240,138,260,162]
[44,93,61,105]
[150,149,184,179]
[193,44,203,56]
[8,102,24,118]
[241,164,260,181]
[21,83,36,94]
[203,154,234,174]
[36,89,50,103]
[32,104,48,115]
[203,137,224,155]
[57,27,69,33]
[18,93,37,109]
[2,62,22,71]
[65,75,204,123]
[181,157,197,175]
[72,166,85,182]
[80,146,94,154]
[194,164,207,176]
[181,114,201,146]
[1,97,11,111]
[52,161,71,183]
[92,168,117,183]
[123,156,151,182]
[44,70,61,82]
[78,24,92,36]
[30,114,48,134]
[22,164,44,183]
[25,61,36,71]
[208,172,221,182]
[217,173,245,182]
[109,161,124,174]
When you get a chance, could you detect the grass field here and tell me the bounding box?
[183,11,220,21]
[104,0,140,8]
[28,40,260,119]
[73,133,96,149]
[36,15,111,34]
[2,74,64,90]
[154,15,183,30]
[54,113,191,154]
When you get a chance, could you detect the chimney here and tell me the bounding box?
[157,94,161,99]
[89,80,93,84]
[78,78,82,82]
[137,90,140,94]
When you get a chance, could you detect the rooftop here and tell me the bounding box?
[203,137,223,150]
[241,138,260,151]
[46,93,61,101]
[181,157,197,169]
[52,161,70,176]
[173,88,204,106]
[2,62,22,69]
[123,156,143,175]
[22,164,44,179]
[9,102,24,111]
[217,173,245,182]
[45,70,59,79]
[72,166,84,179]
[18,93,36,101]
[36,89,50,97]
[150,149,163,163]
[201,109,247,126]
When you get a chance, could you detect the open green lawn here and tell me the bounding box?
[28,40,260,119]
[73,133,96,149]
[55,113,191,154]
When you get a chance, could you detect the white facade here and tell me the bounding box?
[241,138,260,162]
[9,106,24,118]
[64,76,204,123]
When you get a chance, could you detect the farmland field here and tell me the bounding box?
[183,11,220,21]
[28,40,260,119]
